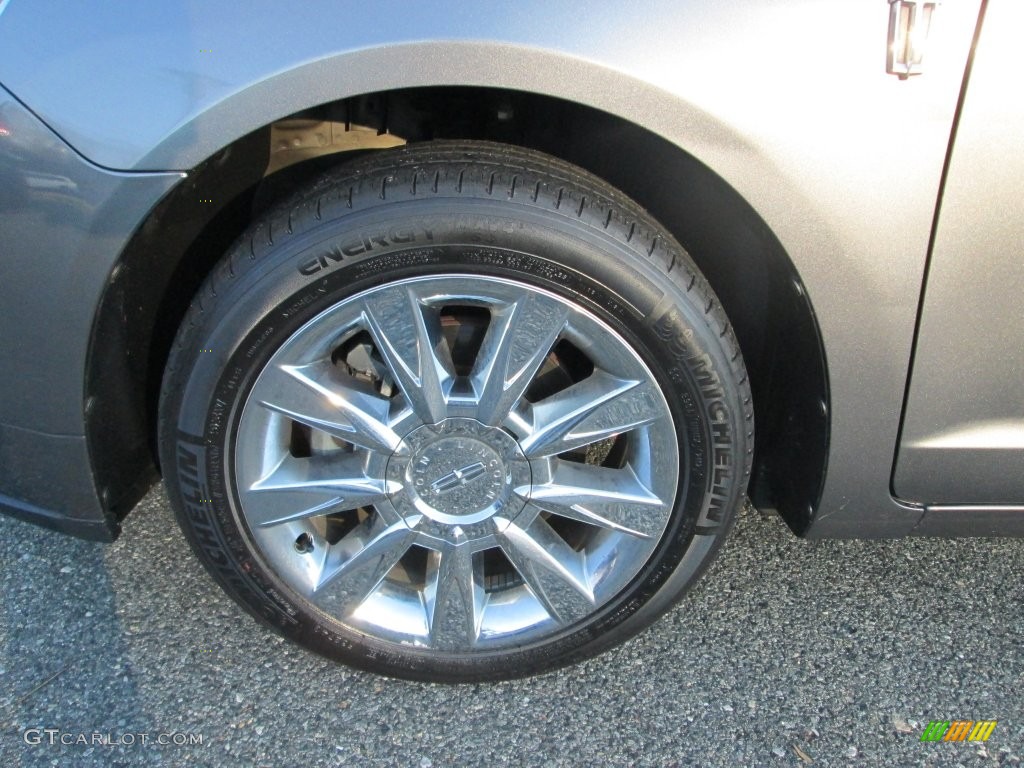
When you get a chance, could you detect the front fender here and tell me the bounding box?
[0,0,982,537]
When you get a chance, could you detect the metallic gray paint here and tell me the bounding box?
[0,423,112,540]
[0,89,182,433]
[895,0,1024,505]
[912,506,1024,537]
[0,0,1014,538]
[0,86,181,534]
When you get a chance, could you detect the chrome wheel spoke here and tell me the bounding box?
[525,461,666,539]
[500,512,595,625]
[519,372,662,459]
[424,545,486,649]
[252,360,401,454]
[362,285,454,424]
[470,293,569,425]
[313,515,419,608]
[245,453,392,528]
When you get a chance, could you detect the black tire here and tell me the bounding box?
[159,141,753,682]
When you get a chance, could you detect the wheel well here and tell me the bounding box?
[85,86,828,534]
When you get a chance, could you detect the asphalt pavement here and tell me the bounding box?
[1,487,1021,767]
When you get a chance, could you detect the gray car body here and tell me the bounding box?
[0,0,1021,542]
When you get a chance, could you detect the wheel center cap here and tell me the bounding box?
[386,419,530,535]
[414,436,505,515]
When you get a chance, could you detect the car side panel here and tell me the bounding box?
[0,423,113,540]
[0,86,181,536]
[895,0,1024,506]
[0,1,983,536]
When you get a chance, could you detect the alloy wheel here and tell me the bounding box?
[233,274,679,651]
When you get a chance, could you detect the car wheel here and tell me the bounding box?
[159,141,753,681]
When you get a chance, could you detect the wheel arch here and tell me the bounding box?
[85,84,829,535]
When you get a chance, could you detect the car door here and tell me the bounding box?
[894,0,1024,508]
